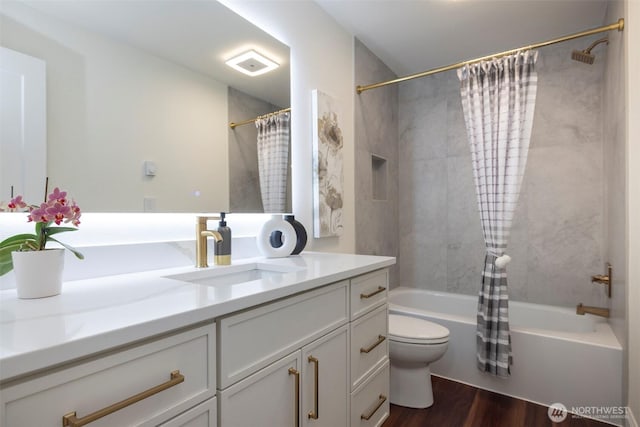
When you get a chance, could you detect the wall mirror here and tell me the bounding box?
[0,0,291,213]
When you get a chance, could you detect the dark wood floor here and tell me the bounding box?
[382,376,611,427]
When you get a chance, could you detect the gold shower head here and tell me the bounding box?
[571,37,609,64]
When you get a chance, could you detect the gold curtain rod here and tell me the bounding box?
[356,18,624,94]
[229,107,291,129]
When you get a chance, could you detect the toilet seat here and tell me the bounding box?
[389,314,450,345]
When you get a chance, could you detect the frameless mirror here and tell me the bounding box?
[0,0,291,213]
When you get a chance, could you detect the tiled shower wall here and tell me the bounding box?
[354,39,400,285]
[397,36,609,307]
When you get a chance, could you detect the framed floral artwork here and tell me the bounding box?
[312,89,344,237]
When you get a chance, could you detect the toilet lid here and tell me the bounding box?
[389,314,450,344]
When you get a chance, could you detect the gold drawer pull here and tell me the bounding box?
[360,335,386,354]
[361,394,387,421]
[360,286,385,299]
[288,368,300,427]
[62,370,184,427]
[308,356,319,419]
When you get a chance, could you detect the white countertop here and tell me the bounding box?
[0,252,395,382]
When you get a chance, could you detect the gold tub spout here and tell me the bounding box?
[576,303,609,318]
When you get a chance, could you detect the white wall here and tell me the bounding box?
[626,0,640,423]
[604,0,627,376]
[0,0,356,288]
[219,0,356,254]
[0,2,229,212]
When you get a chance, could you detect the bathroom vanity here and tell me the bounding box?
[0,252,394,427]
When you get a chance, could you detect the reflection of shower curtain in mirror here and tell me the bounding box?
[256,112,290,212]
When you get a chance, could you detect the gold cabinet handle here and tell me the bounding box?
[360,335,386,354]
[360,394,387,421]
[308,356,319,419]
[62,370,184,427]
[360,286,386,299]
[288,368,300,427]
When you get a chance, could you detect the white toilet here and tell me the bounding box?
[388,314,450,408]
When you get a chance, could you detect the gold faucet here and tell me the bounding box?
[196,216,223,268]
[576,303,609,318]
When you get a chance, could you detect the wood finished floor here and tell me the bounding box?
[382,376,611,427]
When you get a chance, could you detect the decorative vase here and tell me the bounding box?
[258,215,296,258]
[284,215,307,255]
[269,215,308,255]
[11,249,65,299]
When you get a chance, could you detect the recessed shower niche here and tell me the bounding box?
[371,154,388,201]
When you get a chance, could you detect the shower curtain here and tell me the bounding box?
[457,51,538,377]
[256,111,290,212]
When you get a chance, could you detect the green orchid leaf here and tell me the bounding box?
[35,222,44,234]
[46,227,79,236]
[0,242,23,277]
[48,237,84,260]
[0,234,38,248]
[0,242,26,257]
[0,258,13,276]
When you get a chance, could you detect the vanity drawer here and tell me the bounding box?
[350,304,388,391]
[350,269,388,320]
[218,280,348,389]
[1,323,215,427]
[350,360,390,427]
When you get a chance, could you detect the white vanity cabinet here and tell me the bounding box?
[218,281,349,427]
[0,323,216,427]
[217,268,390,427]
[0,256,394,427]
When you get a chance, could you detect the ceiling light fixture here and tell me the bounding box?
[225,50,279,77]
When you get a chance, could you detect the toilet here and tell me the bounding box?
[388,314,450,408]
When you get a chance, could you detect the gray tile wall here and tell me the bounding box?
[398,37,609,307]
[354,38,400,285]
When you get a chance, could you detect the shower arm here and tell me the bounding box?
[582,37,610,54]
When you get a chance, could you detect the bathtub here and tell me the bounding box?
[389,287,623,424]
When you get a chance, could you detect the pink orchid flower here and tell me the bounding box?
[28,203,51,223]
[66,200,82,226]
[7,195,27,211]
[48,187,68,205]
[46,202,72,225]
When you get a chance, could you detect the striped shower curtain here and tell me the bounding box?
[256,112,290,213]
[457,51,538,377]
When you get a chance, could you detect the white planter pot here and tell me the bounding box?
[11,249,65,299]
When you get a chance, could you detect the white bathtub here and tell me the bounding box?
[389,287,623,424]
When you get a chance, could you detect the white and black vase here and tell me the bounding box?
[269,215,308,255]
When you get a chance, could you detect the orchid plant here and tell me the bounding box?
[0,187,84,276]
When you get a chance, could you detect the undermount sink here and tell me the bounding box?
[164,263,305,287]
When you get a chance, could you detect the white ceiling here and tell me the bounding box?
[17,0,291,107]
[315,0,610,77]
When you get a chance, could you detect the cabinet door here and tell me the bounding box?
[302,325,349,427]
[219,351,302,427]
[159,397,216,427]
